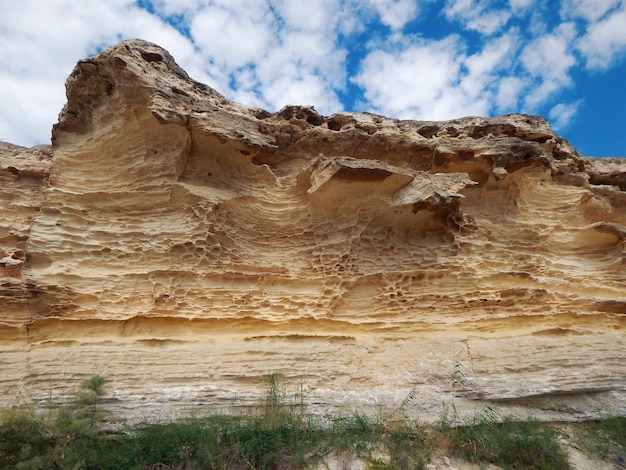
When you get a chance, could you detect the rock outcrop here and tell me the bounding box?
[1,39,625,422]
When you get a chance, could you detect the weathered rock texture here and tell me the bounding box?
[1,40,625,422]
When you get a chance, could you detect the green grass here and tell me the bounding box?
[1,375,624,469]
[448,406,571,470]
[575,415,626,461]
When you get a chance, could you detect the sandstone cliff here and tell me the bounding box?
[1,40,625,422]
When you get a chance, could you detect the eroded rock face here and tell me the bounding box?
[1,39,625,422]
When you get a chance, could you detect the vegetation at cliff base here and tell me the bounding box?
[575,415,626,461]
[1,374,623,469]
[447,406,569,469]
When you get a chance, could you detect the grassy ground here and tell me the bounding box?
[0,375,624,469]
[574,415,626,463]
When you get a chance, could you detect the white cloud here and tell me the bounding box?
[272,0,339,32]
[495,76,527,110]
[147,1,354,113]
[548,100,582,130]
[578,4,626,68]
[252,28,347,113]
[560,0,621,22]
[354,30,528,121]
[461,32,518,90]
[184,2,350,114]
[520,23,577,108]
[509,0,535,10]
[366,0,419,30]
[0,0,124,145]
[0,74,66,145]
[149,0,200,16]
[190,5,276,69]
[263,73,341,112]
[354,37,467,119]
[444,0,512,35]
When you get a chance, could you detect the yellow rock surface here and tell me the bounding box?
[1,40,624,422]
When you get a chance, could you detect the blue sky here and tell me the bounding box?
[1,0,625,157]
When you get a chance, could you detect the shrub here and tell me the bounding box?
[0,405,52,469]
[0,375,108,470]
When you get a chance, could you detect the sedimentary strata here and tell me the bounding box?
[1,40,624,422]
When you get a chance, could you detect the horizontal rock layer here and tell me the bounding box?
[1,40,625,422]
